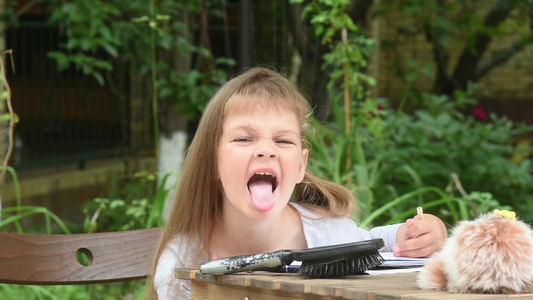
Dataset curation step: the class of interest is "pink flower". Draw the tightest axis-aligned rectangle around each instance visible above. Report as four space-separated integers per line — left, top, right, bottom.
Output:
370 104 385 118
472 105 487 120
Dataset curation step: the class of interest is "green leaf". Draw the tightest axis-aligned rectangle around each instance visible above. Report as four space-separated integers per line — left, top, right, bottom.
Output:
92 72 105 86
102 42 118 57
155 14 171 21
132 15 150 23
0 113 20 123
47 51 70 70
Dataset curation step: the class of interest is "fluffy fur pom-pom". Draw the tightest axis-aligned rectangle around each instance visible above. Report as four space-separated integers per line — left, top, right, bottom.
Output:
417 211 533 294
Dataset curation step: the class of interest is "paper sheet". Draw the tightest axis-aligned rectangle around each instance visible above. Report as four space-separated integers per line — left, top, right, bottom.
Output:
366 252 428 275
379 252 429 268
367 267 423 275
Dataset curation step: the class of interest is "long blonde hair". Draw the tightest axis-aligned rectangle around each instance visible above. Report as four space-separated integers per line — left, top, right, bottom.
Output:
147 67 357 299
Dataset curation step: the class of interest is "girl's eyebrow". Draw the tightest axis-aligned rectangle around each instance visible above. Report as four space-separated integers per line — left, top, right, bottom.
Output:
275 129 300 136
226 125 257 133
227 125 299 136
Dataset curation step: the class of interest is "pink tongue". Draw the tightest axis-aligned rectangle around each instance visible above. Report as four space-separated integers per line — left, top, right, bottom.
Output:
249 180 275 212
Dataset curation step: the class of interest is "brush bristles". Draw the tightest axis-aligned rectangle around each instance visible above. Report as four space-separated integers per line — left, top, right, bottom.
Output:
298 252 384 278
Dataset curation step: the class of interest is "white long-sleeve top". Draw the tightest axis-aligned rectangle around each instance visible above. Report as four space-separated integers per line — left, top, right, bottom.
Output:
154 202 402 299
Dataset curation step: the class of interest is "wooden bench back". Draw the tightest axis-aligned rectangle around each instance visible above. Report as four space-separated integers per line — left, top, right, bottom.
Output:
0 227 161 284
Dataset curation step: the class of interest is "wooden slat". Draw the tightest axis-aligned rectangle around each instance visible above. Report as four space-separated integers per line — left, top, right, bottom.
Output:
174 268 197 280
192 279 338 300
180 270 533 300
317 277 418 298
374 289 460 300
410 294 533 300
342 283 420 300
0 228 161 284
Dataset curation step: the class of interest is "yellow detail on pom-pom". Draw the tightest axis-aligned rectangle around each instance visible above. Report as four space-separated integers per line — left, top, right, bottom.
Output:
494 209 516 221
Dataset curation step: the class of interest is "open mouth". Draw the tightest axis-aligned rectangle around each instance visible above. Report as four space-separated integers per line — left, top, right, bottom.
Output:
247 172 278 193
247 172 278 212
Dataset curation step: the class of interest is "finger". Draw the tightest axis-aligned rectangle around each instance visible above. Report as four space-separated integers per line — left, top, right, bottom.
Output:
405 218 416 228
393 233 434 257
396 244 434 258
403 220 429 240
399 234 441 257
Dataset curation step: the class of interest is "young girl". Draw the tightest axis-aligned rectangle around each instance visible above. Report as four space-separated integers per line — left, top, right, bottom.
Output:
148 67 447 299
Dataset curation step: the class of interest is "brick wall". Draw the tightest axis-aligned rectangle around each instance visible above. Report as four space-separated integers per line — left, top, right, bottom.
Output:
369 5 533 103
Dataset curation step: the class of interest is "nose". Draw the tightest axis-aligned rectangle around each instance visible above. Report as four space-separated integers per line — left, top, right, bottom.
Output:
254 139 278 159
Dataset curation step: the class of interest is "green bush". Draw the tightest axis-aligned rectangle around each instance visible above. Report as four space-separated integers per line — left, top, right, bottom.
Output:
291 0 532 228
0 281 145 300
82 171 171 233
0 167 169 299
377 93 532 222
306 90 532 227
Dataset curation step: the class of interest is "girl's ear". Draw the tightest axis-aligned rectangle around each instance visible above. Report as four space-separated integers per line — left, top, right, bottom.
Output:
297 148 309 183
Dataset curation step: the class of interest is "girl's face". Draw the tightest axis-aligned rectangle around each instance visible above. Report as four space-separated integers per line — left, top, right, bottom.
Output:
217 96 309 220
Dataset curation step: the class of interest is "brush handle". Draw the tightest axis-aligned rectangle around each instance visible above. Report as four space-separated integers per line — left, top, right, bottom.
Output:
294 238 384 261
200 250 295 275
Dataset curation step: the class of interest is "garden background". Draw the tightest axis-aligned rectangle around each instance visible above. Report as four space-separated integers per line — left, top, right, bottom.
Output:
1 0 532 299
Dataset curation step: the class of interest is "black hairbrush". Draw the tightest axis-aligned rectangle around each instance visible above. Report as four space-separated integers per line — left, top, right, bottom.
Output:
200 238 384 278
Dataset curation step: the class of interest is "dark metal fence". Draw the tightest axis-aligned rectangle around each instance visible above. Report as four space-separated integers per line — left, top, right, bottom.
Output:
5 21 131 170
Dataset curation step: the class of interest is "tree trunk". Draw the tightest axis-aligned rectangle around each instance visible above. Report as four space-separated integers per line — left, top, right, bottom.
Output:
157 6 195 218
287 0 375 120
433 0 517 95
287 2 330 119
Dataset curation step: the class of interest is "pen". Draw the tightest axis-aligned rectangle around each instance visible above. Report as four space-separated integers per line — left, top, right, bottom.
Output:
417 206 424 220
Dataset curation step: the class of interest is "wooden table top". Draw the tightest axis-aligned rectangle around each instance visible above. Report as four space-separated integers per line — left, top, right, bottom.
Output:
175 269 533 300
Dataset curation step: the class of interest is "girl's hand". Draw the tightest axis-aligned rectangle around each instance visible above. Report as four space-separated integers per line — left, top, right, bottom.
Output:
393 213 447 257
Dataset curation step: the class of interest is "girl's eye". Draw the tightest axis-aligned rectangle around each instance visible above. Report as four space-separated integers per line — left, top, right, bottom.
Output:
234 137 252 143
277 139 295 145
